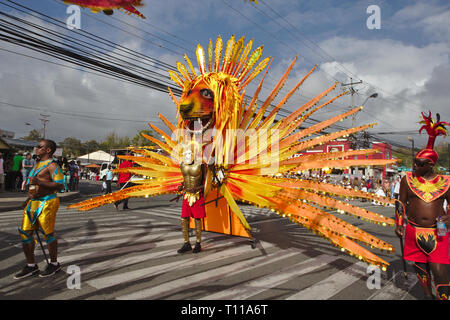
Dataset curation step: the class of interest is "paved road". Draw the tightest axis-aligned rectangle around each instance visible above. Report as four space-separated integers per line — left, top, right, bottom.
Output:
0 181 437 300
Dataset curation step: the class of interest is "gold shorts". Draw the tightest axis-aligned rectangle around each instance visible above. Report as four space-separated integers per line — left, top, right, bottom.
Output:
19 195 59 243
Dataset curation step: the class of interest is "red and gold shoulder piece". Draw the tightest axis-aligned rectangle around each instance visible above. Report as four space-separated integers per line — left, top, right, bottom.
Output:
406 172 450 203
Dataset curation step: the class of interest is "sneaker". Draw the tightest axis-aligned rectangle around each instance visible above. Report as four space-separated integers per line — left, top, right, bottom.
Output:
177 242 192 254
192 242 201 253
39 263 61 278
13 265 39 279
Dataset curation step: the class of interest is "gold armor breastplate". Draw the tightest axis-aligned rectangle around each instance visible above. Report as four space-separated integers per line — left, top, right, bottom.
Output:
180 162 203 192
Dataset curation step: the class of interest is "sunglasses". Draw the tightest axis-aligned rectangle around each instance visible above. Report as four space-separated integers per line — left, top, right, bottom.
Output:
36 145 46 149
414 159 430 167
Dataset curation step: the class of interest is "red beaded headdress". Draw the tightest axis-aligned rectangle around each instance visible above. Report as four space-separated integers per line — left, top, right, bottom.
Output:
416 112 450 164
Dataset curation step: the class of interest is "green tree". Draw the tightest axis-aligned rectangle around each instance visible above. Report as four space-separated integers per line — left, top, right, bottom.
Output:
131 129 156 147
99 131 132 151
83 140 100 154
60 137 85 157
22 129 42 141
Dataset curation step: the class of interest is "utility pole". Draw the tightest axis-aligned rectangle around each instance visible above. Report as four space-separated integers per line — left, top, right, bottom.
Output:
341 78 363 177
341 78 363 128
39 113 50 139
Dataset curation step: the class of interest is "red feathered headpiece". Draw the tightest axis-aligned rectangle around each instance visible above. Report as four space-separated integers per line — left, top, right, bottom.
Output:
416 112 449 164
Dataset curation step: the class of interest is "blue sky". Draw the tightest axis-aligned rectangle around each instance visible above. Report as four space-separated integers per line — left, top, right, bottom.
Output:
1 0 450 150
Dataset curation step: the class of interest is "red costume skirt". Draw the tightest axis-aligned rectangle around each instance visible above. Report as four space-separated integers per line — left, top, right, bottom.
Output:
181 194 206 219
403 221 449 264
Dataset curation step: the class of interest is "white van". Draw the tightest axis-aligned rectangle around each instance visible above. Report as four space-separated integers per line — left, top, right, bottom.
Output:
99 162 117 181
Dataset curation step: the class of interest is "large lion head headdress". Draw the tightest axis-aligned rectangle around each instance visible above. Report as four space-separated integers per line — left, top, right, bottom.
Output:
168 35 270 135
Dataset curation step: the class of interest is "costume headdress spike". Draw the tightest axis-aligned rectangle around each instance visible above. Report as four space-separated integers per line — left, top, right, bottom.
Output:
416 111 450 164
196 44 206 76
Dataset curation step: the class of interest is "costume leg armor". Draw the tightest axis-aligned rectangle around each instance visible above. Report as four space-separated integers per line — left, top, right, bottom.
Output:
414 263 432 290
436 284 450 300
177 218 192 253
181 218 190 243
18 228 34 244
193 218 202 253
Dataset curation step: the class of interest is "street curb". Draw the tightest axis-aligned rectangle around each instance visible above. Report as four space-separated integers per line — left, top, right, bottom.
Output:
0 192 81 213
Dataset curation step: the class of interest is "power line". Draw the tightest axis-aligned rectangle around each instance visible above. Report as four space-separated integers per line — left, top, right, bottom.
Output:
254 0 450 119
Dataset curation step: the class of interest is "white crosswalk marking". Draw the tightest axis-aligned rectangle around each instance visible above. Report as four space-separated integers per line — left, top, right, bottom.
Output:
116 248 298 300
85 237 262 290
286 262 367 300
368 272 418 300
200 254 340 300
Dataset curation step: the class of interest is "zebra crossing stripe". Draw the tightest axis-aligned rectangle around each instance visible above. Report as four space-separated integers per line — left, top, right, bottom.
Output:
61 230 182 252
200 254 340 300
285 261 367 300
134 209 179 220
367 272 418 300
116 247 299 300
0 215 144 227
64 235 248 275
58 231 232 267
87 239 275 291
59 223 174 243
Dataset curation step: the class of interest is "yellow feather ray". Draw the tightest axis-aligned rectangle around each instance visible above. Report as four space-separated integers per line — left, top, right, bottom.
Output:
176 62 192 82
214 36 223 73
259 63 316 129
158 112 176 133
184 54 197 79
233 38 253 78
280 106 363 149
282 91 349 139
168 70 184 89
221 35 235 73
208 39 213 73
279 82 338 130
221 183 251 230
283 123 376 160
237 46 263 83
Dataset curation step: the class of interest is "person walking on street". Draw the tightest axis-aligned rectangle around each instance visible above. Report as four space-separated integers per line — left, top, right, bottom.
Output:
114 153 133 210
14 139 64 279
0 152 4 192
21 153 35 192
105 164 113 194
12 152 23 191
61 157 70 192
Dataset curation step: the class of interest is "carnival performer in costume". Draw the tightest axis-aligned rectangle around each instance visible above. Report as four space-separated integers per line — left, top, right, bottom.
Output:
14 139 64 279
60 0 146 19
395 112 450 300
70 35 400 270
177 143 209 254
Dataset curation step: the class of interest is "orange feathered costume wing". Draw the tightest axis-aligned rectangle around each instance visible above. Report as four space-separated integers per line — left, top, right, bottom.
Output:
69 35 399 269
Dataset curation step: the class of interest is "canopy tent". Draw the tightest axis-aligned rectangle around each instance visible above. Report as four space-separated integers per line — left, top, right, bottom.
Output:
77 150 113 164
85 163 100 168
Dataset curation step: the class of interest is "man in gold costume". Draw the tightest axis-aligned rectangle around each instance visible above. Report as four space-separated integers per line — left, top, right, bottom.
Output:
177 144 207 254
14 139 64 279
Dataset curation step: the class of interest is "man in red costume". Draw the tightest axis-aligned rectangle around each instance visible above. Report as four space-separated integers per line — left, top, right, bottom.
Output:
395 112 450 300
114 152 133 210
